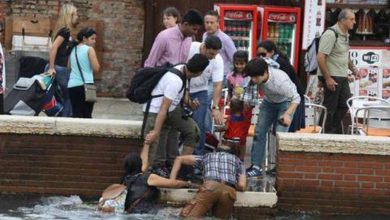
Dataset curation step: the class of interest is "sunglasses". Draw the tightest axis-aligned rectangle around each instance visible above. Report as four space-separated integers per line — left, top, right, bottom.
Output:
256 52 266 57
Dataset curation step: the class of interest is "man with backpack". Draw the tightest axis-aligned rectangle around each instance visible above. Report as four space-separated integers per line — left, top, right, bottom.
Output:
143 9 204 175
317 8 360 134
141 54 209 173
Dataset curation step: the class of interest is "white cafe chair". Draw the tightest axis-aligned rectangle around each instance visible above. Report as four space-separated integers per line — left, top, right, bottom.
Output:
346 96 390 135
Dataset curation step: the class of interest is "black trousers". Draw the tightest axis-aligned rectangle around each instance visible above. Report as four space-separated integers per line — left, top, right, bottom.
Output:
68 85 94 118
318 76 352 134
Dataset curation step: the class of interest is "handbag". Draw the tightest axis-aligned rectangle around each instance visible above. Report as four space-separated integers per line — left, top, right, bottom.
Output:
75 46 97 102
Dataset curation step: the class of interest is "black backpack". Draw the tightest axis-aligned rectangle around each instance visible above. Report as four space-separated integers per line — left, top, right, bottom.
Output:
126 65 185 104
126 65 186 139
304 28 338 75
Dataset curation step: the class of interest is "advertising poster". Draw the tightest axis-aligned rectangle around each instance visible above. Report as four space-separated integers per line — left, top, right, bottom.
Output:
349 47 390 99
302 0 326 49
359 67 380 97
383 68 390 101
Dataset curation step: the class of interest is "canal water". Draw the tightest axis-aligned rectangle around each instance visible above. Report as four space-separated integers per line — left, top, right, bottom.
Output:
1 194 389 220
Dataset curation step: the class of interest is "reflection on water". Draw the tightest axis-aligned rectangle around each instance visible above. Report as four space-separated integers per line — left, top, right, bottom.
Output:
1 194 390 220
0 195 186 220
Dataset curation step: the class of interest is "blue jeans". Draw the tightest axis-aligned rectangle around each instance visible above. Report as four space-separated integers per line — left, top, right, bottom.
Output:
45 65 72 117
204 81 214 133
190 90 208 155
251 100 291 167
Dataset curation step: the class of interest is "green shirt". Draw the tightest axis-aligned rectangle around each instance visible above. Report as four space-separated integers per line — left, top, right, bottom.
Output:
317 24 350 78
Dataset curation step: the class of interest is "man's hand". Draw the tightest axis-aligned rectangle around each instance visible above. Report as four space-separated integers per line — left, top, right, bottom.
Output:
212 109 224 125
144 130 159 145
188 98 200 111
325 77 338 91
279 113 292 127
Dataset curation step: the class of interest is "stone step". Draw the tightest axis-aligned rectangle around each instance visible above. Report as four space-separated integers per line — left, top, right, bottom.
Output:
159 188 278 208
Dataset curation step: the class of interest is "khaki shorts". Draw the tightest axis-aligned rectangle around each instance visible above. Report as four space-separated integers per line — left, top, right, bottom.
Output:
144 107 200 166
180 180 237 219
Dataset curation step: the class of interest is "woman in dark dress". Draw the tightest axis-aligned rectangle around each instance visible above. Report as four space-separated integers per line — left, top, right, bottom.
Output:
98 152 193 213
256 40 305 132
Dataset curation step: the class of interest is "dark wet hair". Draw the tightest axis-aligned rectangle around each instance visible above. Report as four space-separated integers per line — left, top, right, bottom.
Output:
257 40 288 60
182 9 203 26
163 6 181 23
123 153 142 176
204 35 222 50
244 58 268 77
205 10 219 20
233 50 248 75
219 139 240 157
187 53 209 74
230 98 244 114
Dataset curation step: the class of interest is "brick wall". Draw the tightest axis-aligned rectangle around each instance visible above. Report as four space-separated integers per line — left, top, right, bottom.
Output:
277 134 390 215
0 134 143 196
2 0 144 97
0 1 9 44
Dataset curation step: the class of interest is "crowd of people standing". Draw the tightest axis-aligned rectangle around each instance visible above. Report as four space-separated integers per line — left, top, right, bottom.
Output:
47 3 360 219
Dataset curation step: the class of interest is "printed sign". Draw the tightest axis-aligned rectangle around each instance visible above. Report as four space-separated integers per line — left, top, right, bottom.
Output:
225 11 253 20
350 49 382 67
302 0 326 50
268 13 296 23
0 43 5 95
349 47 390 100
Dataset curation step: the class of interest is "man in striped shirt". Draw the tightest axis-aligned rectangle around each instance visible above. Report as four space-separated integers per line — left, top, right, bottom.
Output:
244 58 300 177
169 140 246 219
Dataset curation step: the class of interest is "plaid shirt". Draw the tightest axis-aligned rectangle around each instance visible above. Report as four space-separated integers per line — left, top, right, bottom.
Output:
243 81 260 107
195 152 244 186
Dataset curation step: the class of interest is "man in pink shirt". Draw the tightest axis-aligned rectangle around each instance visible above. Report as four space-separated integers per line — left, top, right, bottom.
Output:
144 9 203 67
143 9 203 177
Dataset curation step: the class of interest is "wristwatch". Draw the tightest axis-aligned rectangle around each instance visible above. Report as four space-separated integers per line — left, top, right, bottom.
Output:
212 105 220 110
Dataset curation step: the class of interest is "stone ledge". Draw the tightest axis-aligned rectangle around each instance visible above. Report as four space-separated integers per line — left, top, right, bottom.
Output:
0 115 142 138
159 188 277 208
277 133 390 155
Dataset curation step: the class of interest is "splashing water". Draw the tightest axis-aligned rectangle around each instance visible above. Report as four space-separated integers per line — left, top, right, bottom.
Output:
0 195 189 220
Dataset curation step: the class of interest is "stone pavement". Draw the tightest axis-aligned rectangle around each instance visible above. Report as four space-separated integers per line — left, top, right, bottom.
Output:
92 97 143 121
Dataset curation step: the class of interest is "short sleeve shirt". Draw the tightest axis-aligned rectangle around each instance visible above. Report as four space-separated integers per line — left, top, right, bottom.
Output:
54 27 71 67
187 42 224 93
142 65 184 113
317 24 350 77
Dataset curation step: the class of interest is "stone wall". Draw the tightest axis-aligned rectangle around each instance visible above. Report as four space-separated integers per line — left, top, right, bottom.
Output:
277 133 390 214
0 115 143 196
1 0 144 97
0 1 9 44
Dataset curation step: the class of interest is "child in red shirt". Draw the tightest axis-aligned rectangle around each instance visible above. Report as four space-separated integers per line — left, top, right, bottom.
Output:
222 98 251 161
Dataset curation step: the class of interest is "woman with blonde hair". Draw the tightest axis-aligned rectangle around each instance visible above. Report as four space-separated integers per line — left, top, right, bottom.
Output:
46 3 79 117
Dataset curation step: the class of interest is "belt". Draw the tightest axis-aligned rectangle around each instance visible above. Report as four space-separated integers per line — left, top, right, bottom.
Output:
205 180 236 189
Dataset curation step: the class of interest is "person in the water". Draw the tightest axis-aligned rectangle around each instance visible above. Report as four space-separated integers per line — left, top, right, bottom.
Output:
170 140 247 219
98 151 195 213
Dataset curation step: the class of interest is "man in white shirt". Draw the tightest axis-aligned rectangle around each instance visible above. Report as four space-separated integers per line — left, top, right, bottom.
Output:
142 54 209 171
186 35 224 156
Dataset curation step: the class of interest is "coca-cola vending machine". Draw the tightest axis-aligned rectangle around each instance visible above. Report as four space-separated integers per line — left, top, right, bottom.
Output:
214 4 259 59
258 6 301 70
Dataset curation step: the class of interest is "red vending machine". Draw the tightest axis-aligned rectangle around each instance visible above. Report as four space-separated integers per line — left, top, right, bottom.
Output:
214 4 259 59
258 6 301 70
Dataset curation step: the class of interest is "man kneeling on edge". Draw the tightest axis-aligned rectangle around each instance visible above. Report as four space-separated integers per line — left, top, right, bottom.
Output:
141 53 210 173
169 139 246 219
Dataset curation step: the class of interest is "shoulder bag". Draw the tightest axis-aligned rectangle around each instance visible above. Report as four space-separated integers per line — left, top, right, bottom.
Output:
75 46 97 102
